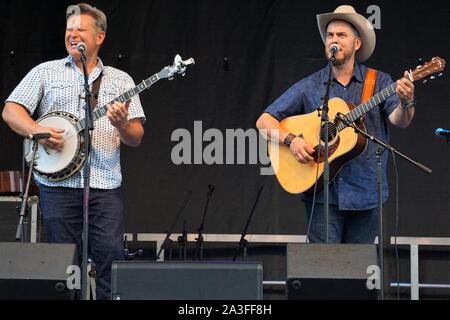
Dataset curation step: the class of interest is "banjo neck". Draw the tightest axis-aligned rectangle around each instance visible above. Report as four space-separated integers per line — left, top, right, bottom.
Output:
74 72 161 133
73 54 195 133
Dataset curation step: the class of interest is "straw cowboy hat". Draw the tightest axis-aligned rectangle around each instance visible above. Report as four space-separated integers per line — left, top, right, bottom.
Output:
317 5 376 62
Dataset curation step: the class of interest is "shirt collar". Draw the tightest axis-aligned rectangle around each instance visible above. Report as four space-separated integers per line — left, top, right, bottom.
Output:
64 55 105 73
321 62 365 84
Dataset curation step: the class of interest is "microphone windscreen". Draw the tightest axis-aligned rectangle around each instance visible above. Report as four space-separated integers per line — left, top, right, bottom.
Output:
77 42 86 53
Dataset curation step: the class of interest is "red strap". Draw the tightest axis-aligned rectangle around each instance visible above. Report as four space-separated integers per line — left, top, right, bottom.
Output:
361 68 377 103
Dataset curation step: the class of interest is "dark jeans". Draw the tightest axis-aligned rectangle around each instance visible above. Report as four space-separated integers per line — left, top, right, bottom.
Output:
304 201 379 244
38 184 125 300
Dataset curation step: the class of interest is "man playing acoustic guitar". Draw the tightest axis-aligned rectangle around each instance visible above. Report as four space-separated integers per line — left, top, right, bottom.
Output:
256 5 415 243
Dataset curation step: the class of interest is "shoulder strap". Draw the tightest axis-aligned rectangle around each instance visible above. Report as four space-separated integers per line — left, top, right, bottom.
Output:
360 68 377 104
90 72 103 109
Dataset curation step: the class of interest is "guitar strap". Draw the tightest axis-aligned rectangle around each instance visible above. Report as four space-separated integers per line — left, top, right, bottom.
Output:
360 68 377 103
90 72 103 109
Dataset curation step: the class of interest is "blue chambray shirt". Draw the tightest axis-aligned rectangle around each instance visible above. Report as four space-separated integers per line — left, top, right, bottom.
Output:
6 56 146 190
265 63 400 210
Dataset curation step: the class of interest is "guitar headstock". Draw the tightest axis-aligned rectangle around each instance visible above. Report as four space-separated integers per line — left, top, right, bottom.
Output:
411 56 446 83
158 54 195 80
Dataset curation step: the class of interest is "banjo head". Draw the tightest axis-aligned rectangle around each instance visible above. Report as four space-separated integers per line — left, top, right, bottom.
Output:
25 112 82 177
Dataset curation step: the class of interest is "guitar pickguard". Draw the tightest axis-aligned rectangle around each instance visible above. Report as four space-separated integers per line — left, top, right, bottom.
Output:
313 136 341 163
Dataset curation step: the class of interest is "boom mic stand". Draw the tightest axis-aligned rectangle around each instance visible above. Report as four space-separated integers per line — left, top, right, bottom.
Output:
195 185 215 261
80 49 95 301
233 186 263 261
156 190 192 261
336 113 432 300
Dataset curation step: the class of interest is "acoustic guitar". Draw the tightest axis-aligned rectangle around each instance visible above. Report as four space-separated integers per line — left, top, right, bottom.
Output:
268 57 445 194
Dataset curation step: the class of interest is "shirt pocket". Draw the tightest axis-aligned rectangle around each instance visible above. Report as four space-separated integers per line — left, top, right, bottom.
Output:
98 87 120 108
48 81 79 111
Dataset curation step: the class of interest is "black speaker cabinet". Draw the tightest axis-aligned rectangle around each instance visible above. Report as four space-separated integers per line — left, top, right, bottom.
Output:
0 242 77 300
111 261 263 300
287 244 379 300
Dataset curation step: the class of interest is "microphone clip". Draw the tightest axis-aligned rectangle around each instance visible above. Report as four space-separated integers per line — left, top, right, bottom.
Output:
28 133 51 141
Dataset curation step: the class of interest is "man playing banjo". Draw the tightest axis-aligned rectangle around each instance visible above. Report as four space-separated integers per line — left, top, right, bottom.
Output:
2 3 145 299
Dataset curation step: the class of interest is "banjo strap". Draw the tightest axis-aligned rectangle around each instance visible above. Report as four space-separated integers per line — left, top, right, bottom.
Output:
90 72 103 109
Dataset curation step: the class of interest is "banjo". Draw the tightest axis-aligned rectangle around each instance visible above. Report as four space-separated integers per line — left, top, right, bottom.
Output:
24 54 195 182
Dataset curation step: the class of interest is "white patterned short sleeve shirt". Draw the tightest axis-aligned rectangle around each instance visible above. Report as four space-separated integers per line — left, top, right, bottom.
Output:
6 56 146 189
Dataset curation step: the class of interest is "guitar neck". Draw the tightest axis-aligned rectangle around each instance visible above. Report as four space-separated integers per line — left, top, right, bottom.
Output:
75 72 161 133
336 82 397 132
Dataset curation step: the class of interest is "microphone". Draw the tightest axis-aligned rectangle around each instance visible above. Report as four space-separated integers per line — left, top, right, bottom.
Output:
28 133 51 141
208 184 215 192
435 128 450 137
77 42 86 54
330 44 340 56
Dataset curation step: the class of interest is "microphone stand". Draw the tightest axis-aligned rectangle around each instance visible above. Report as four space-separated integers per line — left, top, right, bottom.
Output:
18 138 26 238
156 190 192 261
178 220 188 261
319 53 336 243
336 114 432 300
233 186 263 261
195 185 215 261
80 50 94 301
15 140 39 242
375 147 385 300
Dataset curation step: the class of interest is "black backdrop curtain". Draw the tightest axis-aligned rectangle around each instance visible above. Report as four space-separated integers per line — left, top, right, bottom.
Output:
1 0 449 242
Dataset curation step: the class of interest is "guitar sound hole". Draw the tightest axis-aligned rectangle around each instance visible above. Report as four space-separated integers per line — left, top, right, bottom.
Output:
320 122 337 143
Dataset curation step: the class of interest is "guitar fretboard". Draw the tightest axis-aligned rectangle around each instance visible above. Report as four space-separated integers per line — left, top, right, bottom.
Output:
75 73 160 133
336 82 397 132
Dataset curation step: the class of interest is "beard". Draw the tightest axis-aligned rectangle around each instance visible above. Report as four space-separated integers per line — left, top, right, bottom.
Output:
326 49 355 67
331 56 345 66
